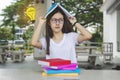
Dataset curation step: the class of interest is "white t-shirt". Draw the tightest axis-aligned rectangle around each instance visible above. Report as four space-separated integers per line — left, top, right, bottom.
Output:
40 32 79 63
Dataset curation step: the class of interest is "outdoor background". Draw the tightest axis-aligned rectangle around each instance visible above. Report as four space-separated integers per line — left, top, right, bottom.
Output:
0 0 103 55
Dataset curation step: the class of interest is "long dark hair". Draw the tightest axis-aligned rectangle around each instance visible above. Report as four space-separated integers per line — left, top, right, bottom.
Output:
45 7 74 55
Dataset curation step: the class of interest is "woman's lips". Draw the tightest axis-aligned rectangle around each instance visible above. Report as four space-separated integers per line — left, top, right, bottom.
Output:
55 27 60 28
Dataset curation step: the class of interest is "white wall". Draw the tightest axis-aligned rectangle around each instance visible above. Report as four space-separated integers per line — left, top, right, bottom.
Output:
103 10 118 57
117 10 120 52
103 11 111 42
103 10 120 57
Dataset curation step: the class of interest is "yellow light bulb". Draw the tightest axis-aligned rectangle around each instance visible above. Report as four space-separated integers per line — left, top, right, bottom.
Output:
26 7 36 21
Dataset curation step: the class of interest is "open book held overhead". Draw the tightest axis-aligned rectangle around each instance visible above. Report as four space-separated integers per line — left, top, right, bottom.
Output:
45 3 73 18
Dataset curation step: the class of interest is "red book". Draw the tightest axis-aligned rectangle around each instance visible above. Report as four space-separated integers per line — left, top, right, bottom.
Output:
38 58 71 66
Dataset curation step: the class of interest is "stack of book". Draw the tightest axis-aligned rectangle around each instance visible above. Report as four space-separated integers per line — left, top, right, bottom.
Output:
38 58 80 76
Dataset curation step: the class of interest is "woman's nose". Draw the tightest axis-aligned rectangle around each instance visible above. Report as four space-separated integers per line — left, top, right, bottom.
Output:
56 20 60 24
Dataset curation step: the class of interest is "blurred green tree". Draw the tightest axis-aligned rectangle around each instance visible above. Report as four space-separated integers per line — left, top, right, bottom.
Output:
0 0 103 42
0 27 13 40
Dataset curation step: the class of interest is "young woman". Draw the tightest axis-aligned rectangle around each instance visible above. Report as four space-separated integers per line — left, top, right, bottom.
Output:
31 6 92 63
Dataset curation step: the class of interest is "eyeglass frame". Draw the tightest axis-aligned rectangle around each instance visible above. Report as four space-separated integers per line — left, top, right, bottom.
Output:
50 18 64 24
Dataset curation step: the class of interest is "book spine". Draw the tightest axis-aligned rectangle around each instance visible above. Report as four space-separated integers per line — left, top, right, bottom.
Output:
58 63 78 69
45 68 80 74
44 66 77 70
50 61 71 66
42 72 79 76
44 63 78 69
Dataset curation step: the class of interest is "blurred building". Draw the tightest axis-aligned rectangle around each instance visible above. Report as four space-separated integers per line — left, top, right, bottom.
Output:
101 0 120 57
15 27 23 40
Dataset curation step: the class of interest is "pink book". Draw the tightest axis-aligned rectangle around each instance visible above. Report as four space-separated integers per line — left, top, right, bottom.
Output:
43 63 78 70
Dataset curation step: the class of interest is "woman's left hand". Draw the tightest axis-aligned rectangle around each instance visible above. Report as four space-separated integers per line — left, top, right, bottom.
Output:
68 17 77 25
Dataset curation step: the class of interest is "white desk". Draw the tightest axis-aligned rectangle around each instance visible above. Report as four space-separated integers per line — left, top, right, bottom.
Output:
0 69 120 80
0 54 117 80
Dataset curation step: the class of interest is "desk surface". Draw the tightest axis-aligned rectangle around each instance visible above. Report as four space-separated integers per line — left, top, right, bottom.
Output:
0 69 120 80
0 54 118 80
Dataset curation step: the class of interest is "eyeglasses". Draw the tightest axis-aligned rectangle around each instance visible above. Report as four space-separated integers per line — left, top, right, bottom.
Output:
51 18 64 24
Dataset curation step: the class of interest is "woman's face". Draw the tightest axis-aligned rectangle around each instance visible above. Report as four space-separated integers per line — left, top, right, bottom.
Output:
50 12 64 33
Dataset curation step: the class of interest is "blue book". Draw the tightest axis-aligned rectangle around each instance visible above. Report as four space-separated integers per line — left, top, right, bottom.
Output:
45 3 72 18
44 68 80 74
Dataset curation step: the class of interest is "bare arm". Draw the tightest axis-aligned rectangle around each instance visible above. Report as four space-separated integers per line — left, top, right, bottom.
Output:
75 23 92 42
30 18 46 48
69 17 92 42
